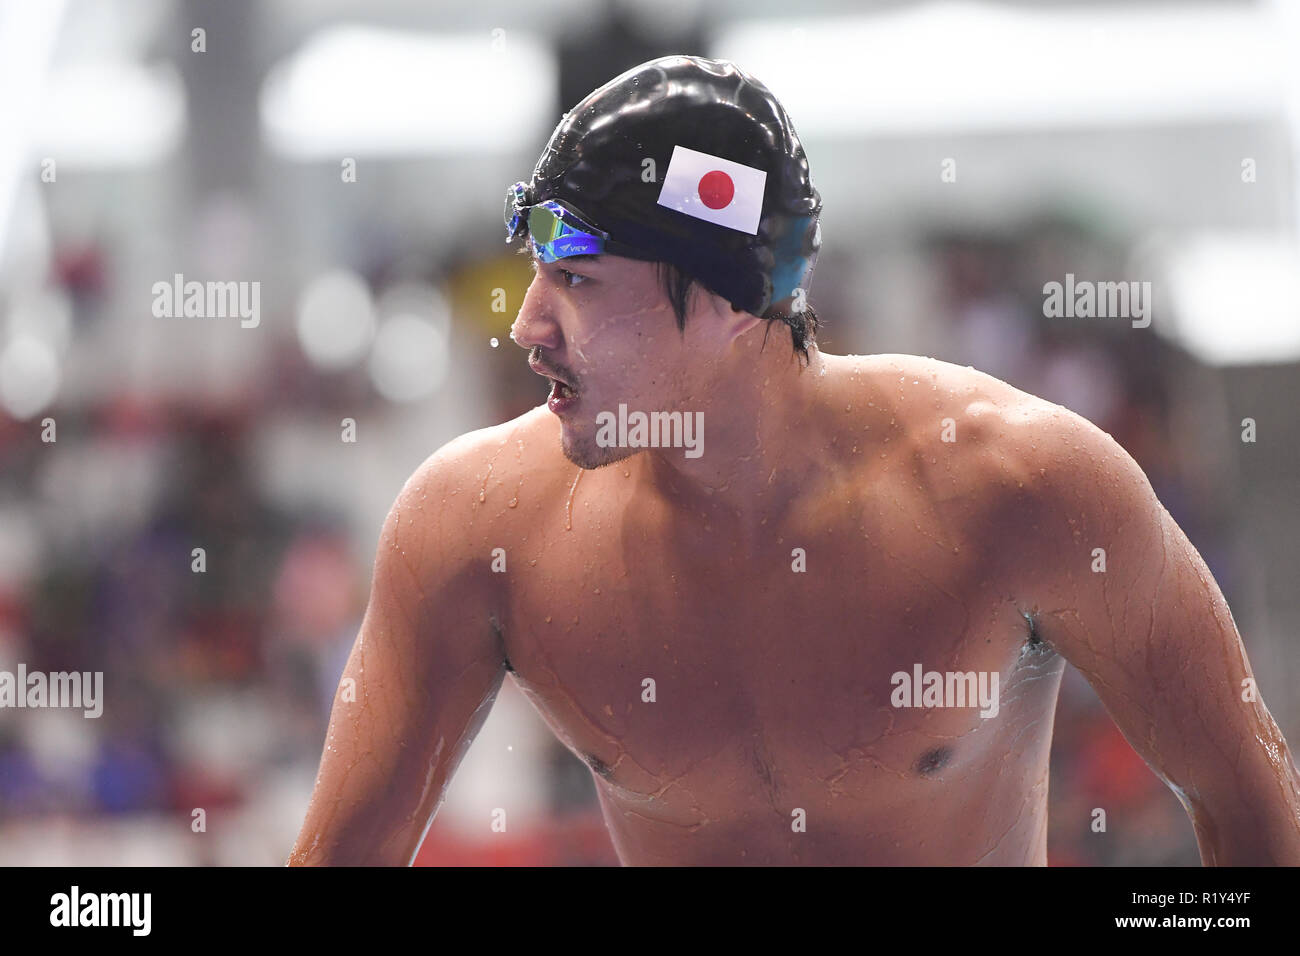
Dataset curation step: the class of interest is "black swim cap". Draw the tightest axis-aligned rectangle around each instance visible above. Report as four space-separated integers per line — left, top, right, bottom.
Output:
523 54 822 322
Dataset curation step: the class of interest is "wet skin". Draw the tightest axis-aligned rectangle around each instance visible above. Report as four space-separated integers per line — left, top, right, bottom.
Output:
288 256 1300 866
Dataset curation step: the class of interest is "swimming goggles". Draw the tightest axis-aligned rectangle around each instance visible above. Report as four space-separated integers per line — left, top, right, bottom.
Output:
504 181 655 263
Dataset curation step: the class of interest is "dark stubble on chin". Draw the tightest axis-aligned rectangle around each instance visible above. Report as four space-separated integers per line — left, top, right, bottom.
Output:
561 426 638 471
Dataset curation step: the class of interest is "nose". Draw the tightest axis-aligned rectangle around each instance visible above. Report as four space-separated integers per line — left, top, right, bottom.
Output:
509 274 564 353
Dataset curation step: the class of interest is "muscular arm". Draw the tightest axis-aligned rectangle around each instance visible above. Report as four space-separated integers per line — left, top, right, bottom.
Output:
287 440 505 865
1019 411 1300 865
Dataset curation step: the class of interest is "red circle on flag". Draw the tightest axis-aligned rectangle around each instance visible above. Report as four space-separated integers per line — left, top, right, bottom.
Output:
697 170 734 210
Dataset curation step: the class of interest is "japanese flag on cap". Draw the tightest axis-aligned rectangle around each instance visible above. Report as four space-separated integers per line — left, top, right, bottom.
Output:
656 145 767 235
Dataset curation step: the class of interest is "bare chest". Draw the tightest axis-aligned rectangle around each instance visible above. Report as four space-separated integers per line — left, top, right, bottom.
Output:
501 496 1058 825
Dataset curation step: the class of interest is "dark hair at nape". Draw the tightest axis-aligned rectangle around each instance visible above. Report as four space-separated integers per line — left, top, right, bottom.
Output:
653 261 820 366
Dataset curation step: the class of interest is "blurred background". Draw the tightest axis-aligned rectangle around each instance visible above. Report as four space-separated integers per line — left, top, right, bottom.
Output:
1 0 1298 865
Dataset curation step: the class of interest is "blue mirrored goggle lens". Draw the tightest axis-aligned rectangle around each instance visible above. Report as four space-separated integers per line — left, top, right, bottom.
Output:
503 183 637 262
521 202 606 262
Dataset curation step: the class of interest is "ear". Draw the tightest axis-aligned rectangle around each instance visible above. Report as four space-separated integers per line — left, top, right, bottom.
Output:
707 292 762 344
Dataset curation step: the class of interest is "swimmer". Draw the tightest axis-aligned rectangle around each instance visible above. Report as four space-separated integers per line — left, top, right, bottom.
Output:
287 55 1300 866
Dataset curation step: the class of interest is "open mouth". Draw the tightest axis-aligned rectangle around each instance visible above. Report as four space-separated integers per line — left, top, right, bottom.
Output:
544 374 580 414
529 357 579 411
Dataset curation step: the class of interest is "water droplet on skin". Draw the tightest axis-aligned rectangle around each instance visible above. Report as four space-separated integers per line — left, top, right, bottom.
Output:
564 469 584 530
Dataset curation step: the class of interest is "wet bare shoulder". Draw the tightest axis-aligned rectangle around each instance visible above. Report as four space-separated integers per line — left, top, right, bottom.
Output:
394 407 567 557
468 405 585 515
848 352 1048 479
859 351 1112 468
846 353 1123 550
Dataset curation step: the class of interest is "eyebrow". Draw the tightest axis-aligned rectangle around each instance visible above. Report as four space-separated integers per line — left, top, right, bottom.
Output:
529 250 603 265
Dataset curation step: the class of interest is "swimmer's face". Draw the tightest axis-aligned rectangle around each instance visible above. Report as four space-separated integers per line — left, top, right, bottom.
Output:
511 249 738 469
